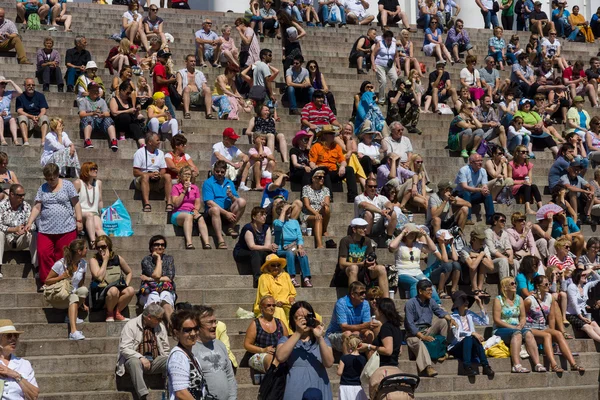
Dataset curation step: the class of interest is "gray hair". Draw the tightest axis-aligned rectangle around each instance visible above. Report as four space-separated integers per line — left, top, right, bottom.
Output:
145 131 159 143
389 121 403 131
485 56 495 63
142 303 165 318
221 24 231 34
149 36 162 45
74 35 86 46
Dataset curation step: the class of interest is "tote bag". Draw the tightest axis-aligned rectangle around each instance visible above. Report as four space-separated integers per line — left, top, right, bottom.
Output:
101 197 134 237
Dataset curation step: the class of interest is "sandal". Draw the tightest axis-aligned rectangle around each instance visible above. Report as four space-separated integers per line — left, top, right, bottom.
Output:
226 227 239 238
206 114 215 119
439 292 451 299
511 364 530 373
534 364 547 372
563 332 573 339
184 112 191 119
550 364 564 373
165 204 174 212
142 203 152 212
217 241 228 249
89 241 96 249
570 364 585 372
186 243 195 250
203 243 212 250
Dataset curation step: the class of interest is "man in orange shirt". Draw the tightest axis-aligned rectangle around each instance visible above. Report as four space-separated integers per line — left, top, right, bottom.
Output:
309 128 358 202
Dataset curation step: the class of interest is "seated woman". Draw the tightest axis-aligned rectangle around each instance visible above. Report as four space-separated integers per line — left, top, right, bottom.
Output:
289 130 313 187
273 201 312 288
354 84 387 138
513 98 560 157
139 235 176 322
73 162 105 248
357 128 382 179
136 76 152 110
459 228 495 297
233 207 278 285
407 154 429 211
507 212 541 266
447 103 484 160
307 60 336 115
544 265 571 330
111 67 136 103
170 166 210 250
253 254 296 332
388 223 441 303
147 92 178 137
488 27 506 71
566 268 600 342
484 147 514 202
301 169 331 249
506 116 533 155
524 274 584 372
213 65 249 120
40 117 80 178
244 294 289 374
217 24 240 68
120 0 149 52
247 105 288 162
0 152 18 200
567 5 595 43
105 38 137 76
89 235 135 322
424 229 461 299
493 276 545 373
165 134 199 183
451 86 476 115
109 81 145 146
44 238 89 341
398 29 422 78
449 291 495 377
508 145 542 215
422 17 453 64
515 255 540 300
249 133 276 191
142 5 167 48
0 78 21 146
485 213 518 279
36 37 64 92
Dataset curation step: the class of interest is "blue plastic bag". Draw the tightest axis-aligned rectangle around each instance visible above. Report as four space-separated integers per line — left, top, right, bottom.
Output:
101 198 134 237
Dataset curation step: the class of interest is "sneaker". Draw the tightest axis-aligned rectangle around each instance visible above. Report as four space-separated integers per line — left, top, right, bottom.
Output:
68 331 85 340
482 365 495 378
66 85 74 93
119 135 126 141
358 69 368 75
65 316 84 324
115 310 130 321
105 312 115 322
460 149 469 159
421 366 438 377
238 183 251 192
290 277 300 287
0 271 3 279
84 139 94 149
110 139 118 151
461 365 478 376
23 142 29 146
302 278 313 288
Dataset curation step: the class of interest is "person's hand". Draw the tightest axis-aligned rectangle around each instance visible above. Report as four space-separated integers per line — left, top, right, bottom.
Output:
0 363 19 379
81 303 89 312
449 318 458 329
369 320 381 330
582 317 592 325
308 123 318 131
264 346 276 355
473 332 485 342
69 146 75 157
233 162 242 169
338 166 346 177
312 324 325 338
525 221 533 231
421 335 435 342
298 246 306 257
411 186 418 196
389 153 400 161
76 220 83 233
276 301 283 308
270 243 278 253
314 213 323 221
481 185 490 196
226 211 237 223
304 165 312 173
151 251 160 260
516 322 524 330
140 357 151 371
184 181 191 191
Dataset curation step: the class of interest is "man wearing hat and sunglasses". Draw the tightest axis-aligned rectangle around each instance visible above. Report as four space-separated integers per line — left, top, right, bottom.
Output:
0 319 39 399
427 181 470 234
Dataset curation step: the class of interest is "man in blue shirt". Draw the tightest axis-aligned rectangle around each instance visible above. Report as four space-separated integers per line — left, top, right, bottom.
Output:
326 281 378 353
454 153 495 225
202 160 247 248
551 0 570 38
404 279 456 377
15 78 50 145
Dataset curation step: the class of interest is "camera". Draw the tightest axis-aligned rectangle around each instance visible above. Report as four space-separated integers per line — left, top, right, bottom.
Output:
387 59 394 69
305 313 319 328
366 252 377 263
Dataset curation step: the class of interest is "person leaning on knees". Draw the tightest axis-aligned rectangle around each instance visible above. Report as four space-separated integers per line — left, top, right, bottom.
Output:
404 279 457 377
132 132 172 213
16 78 50 146
0 319 39 400
0 8 33 65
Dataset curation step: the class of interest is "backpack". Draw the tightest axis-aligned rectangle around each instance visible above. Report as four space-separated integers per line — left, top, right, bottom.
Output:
27 13 41 30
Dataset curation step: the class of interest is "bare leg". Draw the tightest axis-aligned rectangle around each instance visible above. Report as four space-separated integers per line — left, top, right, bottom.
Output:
510 333 524 366
208 207 224 245
177 213 194 246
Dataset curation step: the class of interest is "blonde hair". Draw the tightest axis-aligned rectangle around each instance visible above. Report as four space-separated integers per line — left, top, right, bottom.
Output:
511 212 526 226
409 153 424 172
272 170 286 181
500 277 515 299
343 334 362 353
118 38 131 55
554 237 571 250
178 166 193 183
49 117 63 132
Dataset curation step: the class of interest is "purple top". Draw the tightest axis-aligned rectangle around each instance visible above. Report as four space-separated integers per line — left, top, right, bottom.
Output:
36 49 61 70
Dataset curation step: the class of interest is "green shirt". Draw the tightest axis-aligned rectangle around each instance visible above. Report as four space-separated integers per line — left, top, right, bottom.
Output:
501 0 515 17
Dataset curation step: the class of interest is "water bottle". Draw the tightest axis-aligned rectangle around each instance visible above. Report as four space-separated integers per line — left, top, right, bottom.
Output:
407 212 414 223
301 220 307 235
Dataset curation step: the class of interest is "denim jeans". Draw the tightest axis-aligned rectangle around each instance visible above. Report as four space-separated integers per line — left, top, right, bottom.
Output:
164 96 177 122
429 261 461 285
66 67 83 87
277 249 311 277
286 86 314 110
458 191 495 222
507 134 530 152
321 5 346 25
398 273 441 304
284 4 303 22
553 18 569 37
481 10 499 29
506 51 517 65
448 335 489 367
488 50 504 63
567 27 580 41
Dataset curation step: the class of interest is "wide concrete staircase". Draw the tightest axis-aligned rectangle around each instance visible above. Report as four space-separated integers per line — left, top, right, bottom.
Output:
0 1 599 399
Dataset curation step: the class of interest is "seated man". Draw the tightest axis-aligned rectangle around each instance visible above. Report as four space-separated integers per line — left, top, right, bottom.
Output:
16 0 49 26
285 54 314 115
559 159 594 223
132 132 171 213
0 184 37 278
354 178 397 241
348 27 377 74
386 79 421 135
454 153 495 225
459 226 497 294
331 218 390 296
427 181 469 233
377 0 412 31
78 82 117 150
211 128 250 192
376 153 414 191
195 18 221 68
0 8 32 65
301 90 341 134
529 1 555 37
15 78 49 145
404 279 456 377
444 19 473 63
319 0 347 27
202 160 247 248
309 127 358 203
115 303 170 400
479 56 508 98
64 35 91 93
176 54 213 120
474 95 508 153
423 60 455 114
343 0 374 25
325 281 377 353
382 122 412 166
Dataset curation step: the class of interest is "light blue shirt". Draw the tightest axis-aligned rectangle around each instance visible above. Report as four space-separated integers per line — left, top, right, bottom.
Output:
273 218 304 249
326 295 371 335
455 165 488 194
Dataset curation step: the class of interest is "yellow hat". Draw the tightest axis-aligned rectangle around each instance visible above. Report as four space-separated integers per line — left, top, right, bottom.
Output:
152 92 165 101
260 254 287 273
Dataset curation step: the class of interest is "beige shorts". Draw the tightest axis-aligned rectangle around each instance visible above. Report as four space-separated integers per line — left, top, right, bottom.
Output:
17 115 50 130
134 174 166 192
48 287 89 309
190 92 205 106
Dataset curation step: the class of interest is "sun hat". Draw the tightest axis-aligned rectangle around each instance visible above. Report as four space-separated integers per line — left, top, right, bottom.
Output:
260 254 287 273
436 229 453 241
0 319 23 334
451 290 475 310
292 130 312 147
350 218 369 227
84 61 98 70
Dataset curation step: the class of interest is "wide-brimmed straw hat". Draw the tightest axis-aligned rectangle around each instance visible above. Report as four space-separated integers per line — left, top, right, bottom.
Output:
0 319 23 334
260 254 287 273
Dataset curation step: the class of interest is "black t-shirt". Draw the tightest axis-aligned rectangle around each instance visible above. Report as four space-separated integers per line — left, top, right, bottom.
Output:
586 68 600 81
339 354 367 385
378 0 400 12
289 147 310 173
233 223 269 255
529 10 548 21
426 71 450 95
372 322 403 367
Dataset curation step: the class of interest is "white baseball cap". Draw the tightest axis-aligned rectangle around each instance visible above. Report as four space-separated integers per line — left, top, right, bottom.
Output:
350 218 368 227
436 229 453 241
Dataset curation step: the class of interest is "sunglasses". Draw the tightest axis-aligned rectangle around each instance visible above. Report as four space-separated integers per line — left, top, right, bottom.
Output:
415 161 423 164
96 245 108 251
355 291 367 296
409 250 414 262
519 151 528 154
181 325 201 334
508 281 516 286
12 193 25 198
263 303 276 308
367 185 377 188
498 219 506 223
152 242 166 248
314 175 324 180
542 282 550 287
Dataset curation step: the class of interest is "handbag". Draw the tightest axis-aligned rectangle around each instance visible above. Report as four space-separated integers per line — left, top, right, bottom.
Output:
97 264 124 288
43 279 73 303
360 351 380 391
484 340 510 358
257 362 288 400
422 335 447 360
493 1 500 13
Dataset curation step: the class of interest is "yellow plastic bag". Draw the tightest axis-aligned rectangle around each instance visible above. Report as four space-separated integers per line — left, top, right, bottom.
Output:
485 340 510 358
347 153 366 181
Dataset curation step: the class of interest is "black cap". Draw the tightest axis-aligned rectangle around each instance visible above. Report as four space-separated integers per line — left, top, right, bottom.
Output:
156 49 172 59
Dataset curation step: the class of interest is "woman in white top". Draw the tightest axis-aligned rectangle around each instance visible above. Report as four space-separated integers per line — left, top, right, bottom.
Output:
388 223 441 303
540 31 568 72
44 239 89 341
371 31 399 104
0 320 39 400
40 118 80 178
167 309 205 400
217 25 240 68
121 0 149 52
73 162 105 249
407 153 429 210
357 129 382 179
566 268 600 342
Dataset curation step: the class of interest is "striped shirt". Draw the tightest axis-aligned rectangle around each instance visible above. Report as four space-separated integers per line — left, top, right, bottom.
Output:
548 254 575 272
301 102 337 126
0 19 18 36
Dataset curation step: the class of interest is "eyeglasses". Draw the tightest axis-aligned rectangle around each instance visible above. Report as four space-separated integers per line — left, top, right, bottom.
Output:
367 185 377 188
96 245 108 250
366 85 374 89
516 219 526 223
519 151 528 154
11 193 25 198
152 242 166 248
205 22 213 25
181 325 201 334
149 8 158 11
564 245 571 249
270 264 281 268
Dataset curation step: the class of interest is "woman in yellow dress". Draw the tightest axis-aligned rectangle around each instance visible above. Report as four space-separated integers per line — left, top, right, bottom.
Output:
253 254 296 331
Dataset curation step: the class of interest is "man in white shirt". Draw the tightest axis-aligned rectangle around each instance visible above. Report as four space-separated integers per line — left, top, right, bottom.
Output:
194 19 221 67
212 128 250 191
354 178 397 240
343 0 374 25
176 54 213 120
382 122 413 165
132 132 171 212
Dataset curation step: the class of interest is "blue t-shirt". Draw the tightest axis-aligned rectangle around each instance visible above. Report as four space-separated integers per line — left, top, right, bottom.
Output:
15 91 49 116
552 216 580 238
423 244 452 277
260 185 289 208
516 272 538 297
424 28 442 46
579 111 587 131
0 90 14 120
326 296 371 335
455 165 488 194
202 176 238 210
551 8 570 23
548 156 570 189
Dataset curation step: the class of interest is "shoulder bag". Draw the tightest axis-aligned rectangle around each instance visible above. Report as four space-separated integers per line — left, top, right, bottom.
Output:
43 279 73 303
258 362 289 400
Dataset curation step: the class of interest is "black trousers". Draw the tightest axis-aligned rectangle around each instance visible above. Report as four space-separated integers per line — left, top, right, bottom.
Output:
359 156 378 177
234 249 270 282
290 168 312 187
515 184 542 204
113 113 144 141
39 66 64 85
323 167 358 202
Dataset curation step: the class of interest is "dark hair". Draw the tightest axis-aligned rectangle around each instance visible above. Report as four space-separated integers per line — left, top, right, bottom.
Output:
193 305 215 324
288 301 316 333
558 143 575 157
277 9 295 27
519 255 539 277
490 212 506 226
382 30 394 39
571 268 584 285
9 184 23 195
533 274 548 289
148 234 167 251
171 134 187 149
307 60 322 88
565 132 579 142
416 279 433 292
313 90 325 99
43 163 59 179
251 206 266 219
375 298 403 327
213 160 228 171
259 48 272 60
518 53 529 62
359 81 372 94
118 81 131 92
170 309 198 334
293 54 304 63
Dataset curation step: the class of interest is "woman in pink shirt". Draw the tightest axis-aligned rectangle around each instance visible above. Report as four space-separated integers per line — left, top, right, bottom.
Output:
506 212 540 262
508 145 542 215
170 166 210 250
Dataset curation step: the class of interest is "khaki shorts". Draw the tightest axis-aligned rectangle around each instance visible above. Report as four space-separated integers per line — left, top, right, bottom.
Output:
190 92 205 106
17 115 50 130
134 174 166 192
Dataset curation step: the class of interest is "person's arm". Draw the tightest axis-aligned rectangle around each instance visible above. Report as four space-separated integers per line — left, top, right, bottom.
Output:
243 229 271 251
371 42 380 72
336 359 345 376
44 266 69 286
475 0 487 12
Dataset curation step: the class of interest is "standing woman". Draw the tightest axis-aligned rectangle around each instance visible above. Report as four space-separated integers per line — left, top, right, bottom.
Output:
371 30 399 105
306 60 337 115
235 18 261 68
0 76 22 146
44 239 89 340
278 10 306 73
73 162 105 249
26 163 82 285
167 309 204 400
508 145 543 215
89 235 135 322
0 320 40 400
301 169 331 249
276 301 334 400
